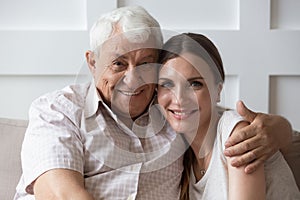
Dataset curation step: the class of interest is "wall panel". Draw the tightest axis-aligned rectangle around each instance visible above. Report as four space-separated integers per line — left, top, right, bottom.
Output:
0 74 90 119
271 0 300 29
269 75 300 130
118 0 239 30
0 0 87 30
0 0 299 130
219 75 239 110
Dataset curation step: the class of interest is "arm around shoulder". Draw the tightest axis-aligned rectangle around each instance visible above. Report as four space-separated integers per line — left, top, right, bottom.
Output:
270 114 293 149
224 101 293 173
34 169 94 200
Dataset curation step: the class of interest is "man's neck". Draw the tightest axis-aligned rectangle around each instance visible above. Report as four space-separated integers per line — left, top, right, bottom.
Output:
118 115 135 130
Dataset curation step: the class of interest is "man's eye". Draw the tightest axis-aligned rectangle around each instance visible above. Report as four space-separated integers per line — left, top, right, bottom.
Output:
113 61 124 66
111 61 127 72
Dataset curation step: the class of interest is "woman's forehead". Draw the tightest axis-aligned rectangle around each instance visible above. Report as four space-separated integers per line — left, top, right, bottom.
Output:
159 57 202 78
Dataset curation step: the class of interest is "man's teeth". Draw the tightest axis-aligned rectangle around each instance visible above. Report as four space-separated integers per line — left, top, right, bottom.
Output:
121 90 142 96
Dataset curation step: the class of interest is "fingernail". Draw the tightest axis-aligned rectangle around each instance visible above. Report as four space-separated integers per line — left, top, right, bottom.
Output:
224 149 231 156
245 167 253 174
231 160 238 167
225 141 231 148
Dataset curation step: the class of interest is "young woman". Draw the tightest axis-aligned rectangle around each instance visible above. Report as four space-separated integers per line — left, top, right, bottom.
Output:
157 33 300 200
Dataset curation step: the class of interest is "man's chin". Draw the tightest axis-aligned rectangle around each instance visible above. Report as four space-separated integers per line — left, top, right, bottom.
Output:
112 97 151 118
111 104 139 118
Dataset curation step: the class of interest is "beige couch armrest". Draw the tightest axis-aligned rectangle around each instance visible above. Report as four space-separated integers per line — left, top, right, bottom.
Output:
0 118 28 200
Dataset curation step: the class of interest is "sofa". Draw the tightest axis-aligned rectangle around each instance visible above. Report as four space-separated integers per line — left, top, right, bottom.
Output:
1 117 299 200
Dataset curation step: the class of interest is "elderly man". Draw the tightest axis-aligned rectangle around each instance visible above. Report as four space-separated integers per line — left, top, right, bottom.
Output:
14 6 292 200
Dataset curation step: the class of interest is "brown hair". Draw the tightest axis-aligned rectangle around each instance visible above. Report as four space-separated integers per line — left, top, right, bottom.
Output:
180 147 193 200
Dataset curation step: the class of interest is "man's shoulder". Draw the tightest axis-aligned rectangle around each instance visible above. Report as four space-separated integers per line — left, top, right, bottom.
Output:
33 82 90 104
29 82 92 118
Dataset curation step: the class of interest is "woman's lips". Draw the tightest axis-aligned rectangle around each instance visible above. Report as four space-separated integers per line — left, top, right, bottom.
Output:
168 109 197 120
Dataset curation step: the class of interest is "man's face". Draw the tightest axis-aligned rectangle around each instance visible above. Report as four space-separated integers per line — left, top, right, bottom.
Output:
87 33 159 119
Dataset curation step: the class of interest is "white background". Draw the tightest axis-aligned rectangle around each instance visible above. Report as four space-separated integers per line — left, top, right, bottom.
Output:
0 0 299 130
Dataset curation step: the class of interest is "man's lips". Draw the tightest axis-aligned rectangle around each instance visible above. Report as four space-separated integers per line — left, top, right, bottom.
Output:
118 89 143 96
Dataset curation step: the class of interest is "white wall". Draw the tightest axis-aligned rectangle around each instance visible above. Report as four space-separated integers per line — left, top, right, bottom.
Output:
0 0 299 130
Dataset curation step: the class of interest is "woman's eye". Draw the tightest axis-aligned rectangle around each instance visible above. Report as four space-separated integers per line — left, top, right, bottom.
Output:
190 81 203 88
159 81 174 88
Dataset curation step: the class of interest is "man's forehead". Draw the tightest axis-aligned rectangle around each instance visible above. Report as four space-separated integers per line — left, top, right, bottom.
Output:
100 32 160 54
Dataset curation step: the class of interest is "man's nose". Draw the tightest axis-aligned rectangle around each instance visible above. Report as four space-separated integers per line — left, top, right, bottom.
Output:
123 66 143 89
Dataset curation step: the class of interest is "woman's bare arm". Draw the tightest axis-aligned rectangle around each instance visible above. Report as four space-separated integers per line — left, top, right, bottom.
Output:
227 121 266 200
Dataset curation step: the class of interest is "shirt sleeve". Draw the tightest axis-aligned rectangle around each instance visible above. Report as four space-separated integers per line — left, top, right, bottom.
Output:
21 91 84 194
218 110 245 152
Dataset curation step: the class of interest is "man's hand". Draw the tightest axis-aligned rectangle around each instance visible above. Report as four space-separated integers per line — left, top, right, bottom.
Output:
224 101 292 174
34 169 95 200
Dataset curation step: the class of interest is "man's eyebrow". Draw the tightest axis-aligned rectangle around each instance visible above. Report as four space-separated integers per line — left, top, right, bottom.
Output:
141 55 156 61
111 53 127 60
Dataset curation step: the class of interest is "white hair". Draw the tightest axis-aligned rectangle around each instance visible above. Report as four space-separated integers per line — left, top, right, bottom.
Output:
89 6 163 54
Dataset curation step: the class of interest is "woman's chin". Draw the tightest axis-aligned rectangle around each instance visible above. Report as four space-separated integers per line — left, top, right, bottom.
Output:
170 122 197 138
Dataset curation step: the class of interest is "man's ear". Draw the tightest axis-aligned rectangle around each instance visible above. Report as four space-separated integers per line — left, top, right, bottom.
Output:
216 83 223 102
86 50 96 74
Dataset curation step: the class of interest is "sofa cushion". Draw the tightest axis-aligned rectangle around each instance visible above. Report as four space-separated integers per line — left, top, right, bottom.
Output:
0 118 28 200
282 130 300 190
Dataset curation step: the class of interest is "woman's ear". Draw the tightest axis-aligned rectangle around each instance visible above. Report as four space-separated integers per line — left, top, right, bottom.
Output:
216 83 223 102
86 50 96 74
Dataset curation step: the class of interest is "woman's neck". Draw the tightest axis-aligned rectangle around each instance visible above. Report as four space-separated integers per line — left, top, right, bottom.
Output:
190 110 220 181
190 110 219 156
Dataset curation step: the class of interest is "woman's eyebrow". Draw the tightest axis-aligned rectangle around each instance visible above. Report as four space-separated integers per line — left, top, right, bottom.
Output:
187 76 204 81
158 77 171 81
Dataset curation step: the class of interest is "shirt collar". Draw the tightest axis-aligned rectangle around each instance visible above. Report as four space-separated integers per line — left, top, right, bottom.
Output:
84 81 101 118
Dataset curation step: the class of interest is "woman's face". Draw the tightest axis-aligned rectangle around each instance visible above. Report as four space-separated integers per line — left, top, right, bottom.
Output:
157 53 221 135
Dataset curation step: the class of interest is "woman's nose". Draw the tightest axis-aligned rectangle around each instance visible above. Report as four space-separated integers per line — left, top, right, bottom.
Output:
174 86 194 105
174 86 185 103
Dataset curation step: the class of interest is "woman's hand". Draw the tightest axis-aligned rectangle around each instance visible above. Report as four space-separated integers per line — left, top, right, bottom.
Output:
224 101 292 174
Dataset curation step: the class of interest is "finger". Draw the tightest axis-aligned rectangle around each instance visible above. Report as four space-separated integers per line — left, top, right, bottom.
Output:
230 146 265 167
225 125 256 148
244 157 267 174
230 152 256 168
224 135 260 157
236 100 257 122
226 121 278 161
